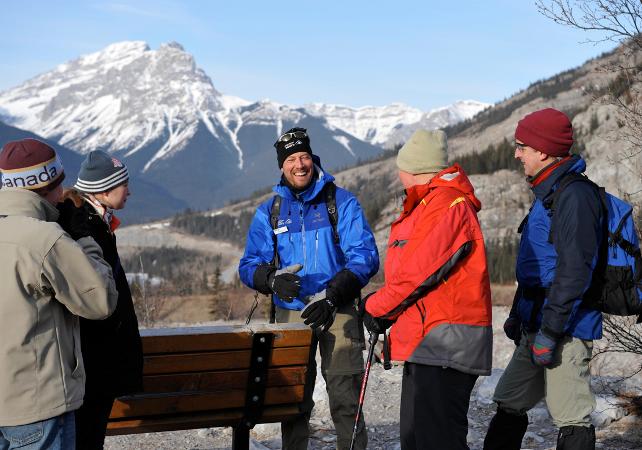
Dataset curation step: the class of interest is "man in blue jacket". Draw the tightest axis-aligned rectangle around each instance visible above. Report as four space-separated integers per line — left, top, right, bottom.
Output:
483 109 602 450
239 127 379 450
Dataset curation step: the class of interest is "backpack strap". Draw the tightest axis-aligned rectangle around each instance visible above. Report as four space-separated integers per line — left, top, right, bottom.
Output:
545 172 598 244
517 215 529 234
609 207 638 256
324 182 340 245
269 195 282 268
545 173 614 309
268 195 282 323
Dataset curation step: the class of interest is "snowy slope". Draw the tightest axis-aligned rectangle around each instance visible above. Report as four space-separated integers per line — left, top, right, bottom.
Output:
383 99 490 147
0 41 488 220
305 100 489 147
0 42 229 168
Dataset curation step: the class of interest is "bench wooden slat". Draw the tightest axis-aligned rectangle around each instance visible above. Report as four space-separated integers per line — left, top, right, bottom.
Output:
143 346 310 375
107 323 314 447
142 324 312 354
142 366 307 393
110 385 304 419
106 405 301 435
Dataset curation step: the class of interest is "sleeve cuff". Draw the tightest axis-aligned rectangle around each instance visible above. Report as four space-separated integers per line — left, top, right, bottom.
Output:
327 269 362 306
253 264 275 295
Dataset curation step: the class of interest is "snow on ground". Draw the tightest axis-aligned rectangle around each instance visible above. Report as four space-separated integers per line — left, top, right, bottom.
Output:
105 307 642 449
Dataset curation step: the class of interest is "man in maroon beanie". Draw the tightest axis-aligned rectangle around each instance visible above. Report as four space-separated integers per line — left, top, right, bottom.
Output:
483 108 602 450
0 139 117 449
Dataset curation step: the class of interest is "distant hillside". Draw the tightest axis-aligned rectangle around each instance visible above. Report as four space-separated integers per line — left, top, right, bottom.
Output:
117 42 642 285
0 120 189 223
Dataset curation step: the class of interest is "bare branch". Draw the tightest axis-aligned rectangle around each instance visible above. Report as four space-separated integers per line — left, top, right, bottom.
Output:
536 0 642 49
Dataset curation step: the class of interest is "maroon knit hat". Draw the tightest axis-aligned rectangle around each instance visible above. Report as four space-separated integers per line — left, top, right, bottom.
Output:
515 108 573 157
0 139 65 191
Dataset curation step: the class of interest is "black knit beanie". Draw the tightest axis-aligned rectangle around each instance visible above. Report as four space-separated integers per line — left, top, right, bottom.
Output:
274 127 313 168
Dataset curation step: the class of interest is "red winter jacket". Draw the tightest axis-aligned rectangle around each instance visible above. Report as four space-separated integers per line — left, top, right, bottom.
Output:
366 164 492 375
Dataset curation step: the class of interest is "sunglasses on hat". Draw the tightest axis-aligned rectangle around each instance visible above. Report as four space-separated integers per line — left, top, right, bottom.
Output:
278 130 307 143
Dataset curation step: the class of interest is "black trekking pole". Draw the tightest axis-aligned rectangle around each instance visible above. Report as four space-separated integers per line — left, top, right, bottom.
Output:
349 331 379 450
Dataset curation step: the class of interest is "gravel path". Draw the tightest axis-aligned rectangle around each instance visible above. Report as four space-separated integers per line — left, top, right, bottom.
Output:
105 307 642 449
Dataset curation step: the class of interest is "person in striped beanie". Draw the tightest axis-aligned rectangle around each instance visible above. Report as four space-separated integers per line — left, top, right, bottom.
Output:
57 150 143 450
75 150 130 210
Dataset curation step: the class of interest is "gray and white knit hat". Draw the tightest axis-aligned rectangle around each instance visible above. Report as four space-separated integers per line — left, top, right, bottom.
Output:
74 151 129 193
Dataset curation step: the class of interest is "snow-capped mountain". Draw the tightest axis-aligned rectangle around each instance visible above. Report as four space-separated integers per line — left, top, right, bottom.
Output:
305 100 489 148
0 41 489 221
304 102 424 146
0 41 231 165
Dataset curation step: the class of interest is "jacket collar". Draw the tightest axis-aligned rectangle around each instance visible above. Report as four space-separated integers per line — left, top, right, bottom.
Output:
82 194 121 232
531 154 585 200
273 155 335 203
0 188 60 222
402 163 482 214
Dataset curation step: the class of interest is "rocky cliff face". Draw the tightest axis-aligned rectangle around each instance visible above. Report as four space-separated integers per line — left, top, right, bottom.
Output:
186 43 641 248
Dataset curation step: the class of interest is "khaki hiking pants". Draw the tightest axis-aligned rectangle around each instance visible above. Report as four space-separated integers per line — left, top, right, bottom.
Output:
275 301 367 450
493 331 595 428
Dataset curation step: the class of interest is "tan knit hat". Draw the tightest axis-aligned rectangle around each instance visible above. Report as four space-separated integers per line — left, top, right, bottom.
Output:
396 129 448 174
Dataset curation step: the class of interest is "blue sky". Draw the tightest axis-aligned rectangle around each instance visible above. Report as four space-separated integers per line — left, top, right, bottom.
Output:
0 1 615 111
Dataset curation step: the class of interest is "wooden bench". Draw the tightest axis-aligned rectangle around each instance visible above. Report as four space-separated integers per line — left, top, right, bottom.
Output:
106 323 314 450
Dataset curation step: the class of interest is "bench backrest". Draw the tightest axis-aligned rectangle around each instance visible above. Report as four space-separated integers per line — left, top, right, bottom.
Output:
107 322 313 435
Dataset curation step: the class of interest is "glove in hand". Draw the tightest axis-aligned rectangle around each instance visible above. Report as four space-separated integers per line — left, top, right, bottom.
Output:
300 290 336 331
57 202 92 240
358 292 393 334
268 264 302 302
503 316 521 345
531 331 557 367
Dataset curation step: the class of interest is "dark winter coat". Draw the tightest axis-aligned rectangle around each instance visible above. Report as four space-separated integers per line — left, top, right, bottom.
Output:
58 198 143 397
515 155 603 340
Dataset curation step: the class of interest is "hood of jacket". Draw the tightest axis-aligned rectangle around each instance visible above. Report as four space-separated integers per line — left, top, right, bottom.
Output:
273 155 335 203
402 163 482 214
0 188 59 222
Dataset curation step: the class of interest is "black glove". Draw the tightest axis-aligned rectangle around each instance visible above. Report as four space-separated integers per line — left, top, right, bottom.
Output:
57 200 92 240
503 316 521 346
268 264 302 301
300 290 337 331
359 292 393 334
253 264 302 300
326 269 362 307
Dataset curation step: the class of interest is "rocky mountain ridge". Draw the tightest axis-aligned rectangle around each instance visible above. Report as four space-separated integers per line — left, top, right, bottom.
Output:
121 43 641 253
0 41 486 221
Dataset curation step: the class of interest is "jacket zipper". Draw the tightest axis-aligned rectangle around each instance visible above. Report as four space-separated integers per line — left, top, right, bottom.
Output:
299 200 306 269
314 230 319 270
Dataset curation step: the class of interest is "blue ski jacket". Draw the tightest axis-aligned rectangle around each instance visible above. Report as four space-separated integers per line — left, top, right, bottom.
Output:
515 154 603 340
239 159 379 311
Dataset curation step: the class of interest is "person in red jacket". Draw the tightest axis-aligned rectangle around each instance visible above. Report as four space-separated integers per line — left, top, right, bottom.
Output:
360 129 493 450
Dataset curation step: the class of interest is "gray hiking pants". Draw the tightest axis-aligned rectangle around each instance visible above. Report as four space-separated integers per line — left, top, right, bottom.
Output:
493 331 595 428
